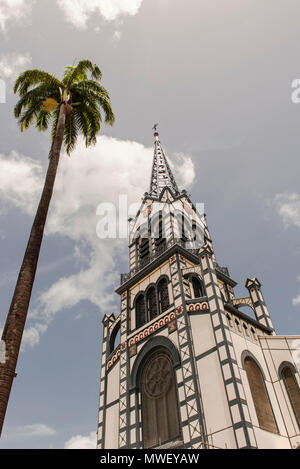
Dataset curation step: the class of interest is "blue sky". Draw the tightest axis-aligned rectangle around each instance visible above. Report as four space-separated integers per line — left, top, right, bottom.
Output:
0 0 300 448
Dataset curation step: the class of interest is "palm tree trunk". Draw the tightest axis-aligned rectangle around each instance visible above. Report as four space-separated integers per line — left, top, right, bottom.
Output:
0 103 67 436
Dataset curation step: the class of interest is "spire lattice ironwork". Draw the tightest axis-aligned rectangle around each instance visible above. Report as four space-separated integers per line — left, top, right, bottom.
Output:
149 125 180 198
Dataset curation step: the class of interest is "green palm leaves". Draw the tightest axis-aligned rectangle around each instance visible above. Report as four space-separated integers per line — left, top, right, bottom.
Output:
14 60 115 154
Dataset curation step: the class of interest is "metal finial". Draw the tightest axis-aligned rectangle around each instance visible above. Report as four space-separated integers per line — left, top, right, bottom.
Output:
153 123 158 134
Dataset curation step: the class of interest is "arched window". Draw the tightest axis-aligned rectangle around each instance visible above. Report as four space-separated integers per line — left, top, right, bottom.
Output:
138 236 150 267
154 212 166 254
109 321 120 354
157 278 169 314
136 294 146 329
191 276 203 298
147 286 157 321
244 356 277 433
141 351 181 448
281 365 300 427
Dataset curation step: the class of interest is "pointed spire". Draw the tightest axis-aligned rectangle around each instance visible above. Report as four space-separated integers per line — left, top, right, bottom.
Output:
149 124 180 198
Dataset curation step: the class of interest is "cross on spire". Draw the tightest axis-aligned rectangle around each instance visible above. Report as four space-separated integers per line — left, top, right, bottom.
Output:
149 125 180 198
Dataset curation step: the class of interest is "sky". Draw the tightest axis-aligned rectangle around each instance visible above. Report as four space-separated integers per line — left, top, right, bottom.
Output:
0 0 300 449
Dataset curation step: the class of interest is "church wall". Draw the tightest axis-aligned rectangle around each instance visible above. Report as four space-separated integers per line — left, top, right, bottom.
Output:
285 337 300 373
207 427 237 449
232 334 296 446
106 362 120 405
260 336 300 439
291 434 300 449
196 351 233 437
253 427 290 449
189 314 216 356
240 366 292 447
104 403 119 448
273 380 299 436
222 322 300 446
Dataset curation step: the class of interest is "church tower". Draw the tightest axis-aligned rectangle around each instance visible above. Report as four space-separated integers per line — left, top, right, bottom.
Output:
97 127 300 449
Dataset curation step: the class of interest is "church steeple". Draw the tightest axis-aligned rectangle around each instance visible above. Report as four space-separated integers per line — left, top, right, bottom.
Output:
97 127 296 451
149 124 180 198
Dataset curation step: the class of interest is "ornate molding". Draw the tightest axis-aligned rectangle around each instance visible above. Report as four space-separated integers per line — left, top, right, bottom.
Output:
232 297 254 310
129 311 176 347
106 309 179 371
107 342 126 371
186 302 209 312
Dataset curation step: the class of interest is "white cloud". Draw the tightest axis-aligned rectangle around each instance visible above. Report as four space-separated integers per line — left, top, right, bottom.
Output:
0 152 42 215
274 193 300 228
0 52 32 80
0 151 42 215
56 0 144 29
274 194 300 308
0 1 143 35
0 0 33 32
21 324 48 350
1 136 195 347
171 153 195 189
64 431 96 449
2 423 56 440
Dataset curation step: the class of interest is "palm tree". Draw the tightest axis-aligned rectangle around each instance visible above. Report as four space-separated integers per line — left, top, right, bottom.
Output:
0 60 115 435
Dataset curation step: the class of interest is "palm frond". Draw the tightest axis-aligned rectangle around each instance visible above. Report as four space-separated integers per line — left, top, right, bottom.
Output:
14 69 63 96
36 109 52 131
64 108 78 155
14 60 115 154
18 100 43 131
71 85 115 125
74 101 101 146
71 80 109 99
64 60 102 88
14 84 60 118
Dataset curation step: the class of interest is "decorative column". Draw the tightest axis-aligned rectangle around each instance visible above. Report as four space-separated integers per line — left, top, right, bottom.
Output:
245 278 274 332
169 252 207 448
97 314 111 449
199 247 257 449
118 291 129 448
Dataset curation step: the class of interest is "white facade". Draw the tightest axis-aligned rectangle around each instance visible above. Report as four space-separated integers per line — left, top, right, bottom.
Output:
97 131 300 449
